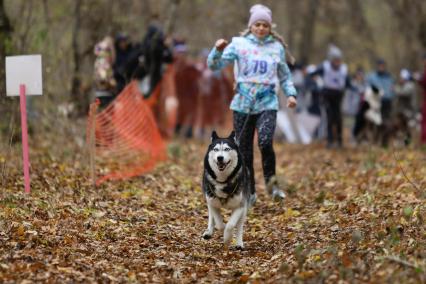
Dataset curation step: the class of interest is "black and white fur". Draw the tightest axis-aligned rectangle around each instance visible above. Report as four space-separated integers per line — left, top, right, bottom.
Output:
202 130 250 249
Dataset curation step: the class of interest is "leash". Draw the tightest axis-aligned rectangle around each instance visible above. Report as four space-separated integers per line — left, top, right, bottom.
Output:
235 83 274 143
235 84 257 143
236 110 253 143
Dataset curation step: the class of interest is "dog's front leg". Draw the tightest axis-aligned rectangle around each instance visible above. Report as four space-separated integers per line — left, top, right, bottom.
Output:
211 207 225 231
202 203 215 239
235 207 247 249
224 207 245 246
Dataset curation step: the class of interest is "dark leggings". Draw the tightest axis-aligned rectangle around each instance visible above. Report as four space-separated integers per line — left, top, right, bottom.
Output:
323 88 344 145
353 101 370 138
233 110 277 194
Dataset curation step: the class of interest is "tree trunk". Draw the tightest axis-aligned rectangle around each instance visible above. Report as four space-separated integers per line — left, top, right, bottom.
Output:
347 0 375 61
420 19 426 49
298 0 319 64
385 0 424 69
164 0 180 35
71 0 83 115
42 0 52 29
0 0 12 96
16 0 34 53
285 0 301 53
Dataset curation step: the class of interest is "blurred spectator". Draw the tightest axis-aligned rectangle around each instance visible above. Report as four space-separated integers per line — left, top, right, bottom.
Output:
173 41 201 138
353 84 383 141
132 22 173 98
312 45 351 148
93 36 116 108
395 69 416 115
366 59 395 146
393 68 416 145
196 49 233 138
418 54 426 144
305 64 324 139
113 33 133 94
343 67 365 117
291 64 306 111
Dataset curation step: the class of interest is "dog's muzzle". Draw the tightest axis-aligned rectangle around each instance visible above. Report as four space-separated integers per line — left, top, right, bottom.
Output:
216 156 230 171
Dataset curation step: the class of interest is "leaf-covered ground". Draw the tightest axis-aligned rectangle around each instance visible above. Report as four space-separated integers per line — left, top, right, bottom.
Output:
1 140 425 283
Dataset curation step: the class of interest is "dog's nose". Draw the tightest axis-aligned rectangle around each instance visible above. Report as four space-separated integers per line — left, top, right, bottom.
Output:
217 156 224 162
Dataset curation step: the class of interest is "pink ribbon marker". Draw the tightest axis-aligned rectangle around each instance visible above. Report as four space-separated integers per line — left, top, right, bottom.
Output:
19 84 31 193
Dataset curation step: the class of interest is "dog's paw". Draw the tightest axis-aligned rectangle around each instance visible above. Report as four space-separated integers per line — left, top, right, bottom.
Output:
225 244 244 251
202 231 212 239
234 245 244 251
223 237 232 247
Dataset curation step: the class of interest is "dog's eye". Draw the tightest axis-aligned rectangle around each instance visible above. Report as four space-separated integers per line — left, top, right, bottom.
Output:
213 148 219 152
224 148 230 152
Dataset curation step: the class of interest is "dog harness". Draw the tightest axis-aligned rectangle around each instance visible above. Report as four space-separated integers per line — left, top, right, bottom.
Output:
205 177 241 205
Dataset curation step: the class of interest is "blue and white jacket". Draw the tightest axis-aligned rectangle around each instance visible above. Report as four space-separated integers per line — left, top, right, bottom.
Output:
366 71 395 100
207 34 297 114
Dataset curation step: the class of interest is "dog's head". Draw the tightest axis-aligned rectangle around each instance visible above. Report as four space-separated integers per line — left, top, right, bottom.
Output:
206 131 240 175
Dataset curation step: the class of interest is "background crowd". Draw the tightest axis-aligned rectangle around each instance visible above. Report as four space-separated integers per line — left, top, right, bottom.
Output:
93 21 426 149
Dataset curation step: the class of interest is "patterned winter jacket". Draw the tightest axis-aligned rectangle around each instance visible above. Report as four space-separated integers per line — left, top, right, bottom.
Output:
94 37 116 91
207 34 297 114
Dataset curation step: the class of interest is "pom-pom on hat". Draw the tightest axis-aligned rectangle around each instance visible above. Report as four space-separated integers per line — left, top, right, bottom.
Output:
248 4 272 27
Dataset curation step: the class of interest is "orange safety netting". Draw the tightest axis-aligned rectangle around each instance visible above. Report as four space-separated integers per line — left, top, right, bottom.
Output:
87 66 177 185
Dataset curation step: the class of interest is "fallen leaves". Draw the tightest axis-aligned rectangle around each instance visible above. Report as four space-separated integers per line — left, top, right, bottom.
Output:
0 142 425 283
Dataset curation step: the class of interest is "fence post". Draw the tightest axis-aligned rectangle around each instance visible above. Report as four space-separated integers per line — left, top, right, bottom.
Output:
89 101 98 187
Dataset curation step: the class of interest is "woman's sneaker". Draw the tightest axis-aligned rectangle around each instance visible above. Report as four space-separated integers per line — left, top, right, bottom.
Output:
266 176 286 202
248 192 257 207
271 186 286 202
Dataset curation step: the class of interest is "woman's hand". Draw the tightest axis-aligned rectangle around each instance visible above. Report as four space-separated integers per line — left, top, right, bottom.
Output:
215 39 228 52
287 96 297 108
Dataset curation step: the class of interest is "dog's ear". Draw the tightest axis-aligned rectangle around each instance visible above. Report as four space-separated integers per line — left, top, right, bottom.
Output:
211 130 219 141
229 130 238 145
371 84 379 94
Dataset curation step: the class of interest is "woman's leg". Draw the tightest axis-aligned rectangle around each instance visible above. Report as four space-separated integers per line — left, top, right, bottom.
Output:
255 110 277 188
233 111 257 194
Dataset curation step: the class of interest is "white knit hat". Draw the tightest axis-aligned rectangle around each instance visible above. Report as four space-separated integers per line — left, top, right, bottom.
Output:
248 4 272 27
400 69 410 81
327 44 343 60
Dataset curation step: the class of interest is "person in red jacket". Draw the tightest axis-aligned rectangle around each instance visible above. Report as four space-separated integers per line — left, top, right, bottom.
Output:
419 54 426 144
173 41 201 138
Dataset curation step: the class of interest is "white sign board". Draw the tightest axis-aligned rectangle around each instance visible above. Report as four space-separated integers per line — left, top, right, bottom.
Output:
6 55 43 96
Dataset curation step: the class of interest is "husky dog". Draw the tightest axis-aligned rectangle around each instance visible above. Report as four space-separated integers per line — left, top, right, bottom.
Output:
202 130 251 249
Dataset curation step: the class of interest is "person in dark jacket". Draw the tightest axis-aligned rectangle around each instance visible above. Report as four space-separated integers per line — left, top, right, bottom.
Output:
113 33 133 94
132 23 173 98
